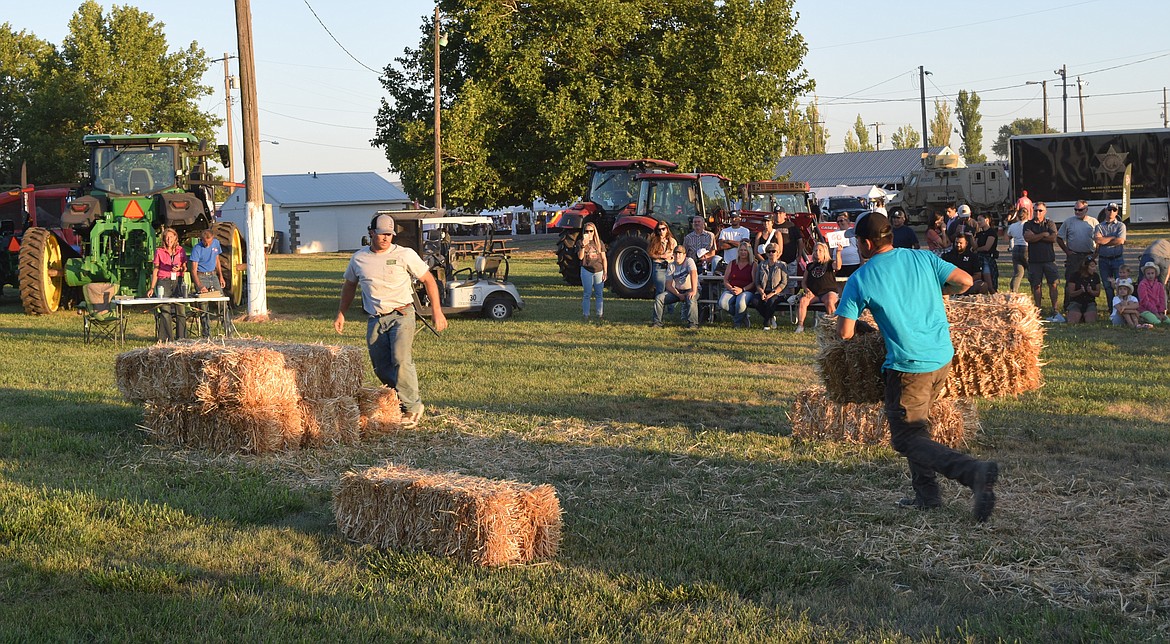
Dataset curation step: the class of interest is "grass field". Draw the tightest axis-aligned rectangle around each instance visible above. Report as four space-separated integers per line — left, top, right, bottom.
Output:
1 233 1168 641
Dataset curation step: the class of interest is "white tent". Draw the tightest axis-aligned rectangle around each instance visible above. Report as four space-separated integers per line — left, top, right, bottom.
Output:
812 184 889 200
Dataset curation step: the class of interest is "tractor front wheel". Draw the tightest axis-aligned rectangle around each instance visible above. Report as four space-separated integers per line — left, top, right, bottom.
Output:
215 222 246 307
607 230 654 298
556 230 582 285
18 228 64 315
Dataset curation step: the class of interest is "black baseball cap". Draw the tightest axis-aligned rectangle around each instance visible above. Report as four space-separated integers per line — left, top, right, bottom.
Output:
854 211 891 241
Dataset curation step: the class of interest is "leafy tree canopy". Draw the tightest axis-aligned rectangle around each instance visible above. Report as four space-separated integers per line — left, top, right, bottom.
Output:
890 124 920 150
0 2 217 184
928 99 951 150
374 0 814 209
992 117 1058 159
955 89 984 163
843 115 873 153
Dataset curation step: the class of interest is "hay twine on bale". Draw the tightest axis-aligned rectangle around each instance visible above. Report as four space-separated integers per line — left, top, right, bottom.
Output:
789 386 977 448
813 293 1046 404
334 463 562 567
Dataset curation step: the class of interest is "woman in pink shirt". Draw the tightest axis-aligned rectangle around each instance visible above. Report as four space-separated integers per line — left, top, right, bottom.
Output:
147 227 188 340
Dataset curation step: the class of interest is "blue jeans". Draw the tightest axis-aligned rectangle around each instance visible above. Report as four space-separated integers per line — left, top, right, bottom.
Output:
581 267 604 317
1099 254 1124 305
655 291 698 325
653 262 668 296
366 310 420 413
718 289 753 325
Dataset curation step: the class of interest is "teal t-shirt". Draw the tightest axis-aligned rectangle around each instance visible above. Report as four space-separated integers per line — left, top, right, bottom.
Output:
836 248 957 373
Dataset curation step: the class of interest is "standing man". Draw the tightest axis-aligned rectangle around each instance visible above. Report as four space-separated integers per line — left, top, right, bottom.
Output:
1057 199 1099 279
189 229 227 338
946 204 973 240
683 215 719 274
1023 202 1061 319
835 212 998 522
335 214 448 428
1094 202 1127 304
717 213 751 266
890 211 920 249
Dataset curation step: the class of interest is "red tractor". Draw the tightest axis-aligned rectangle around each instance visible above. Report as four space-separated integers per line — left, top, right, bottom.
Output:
737 180 825 262
555 159 677 286
0 184 82 312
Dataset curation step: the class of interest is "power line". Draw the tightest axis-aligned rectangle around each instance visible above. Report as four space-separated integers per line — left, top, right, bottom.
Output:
302 0 382 74
260 132 376 151
259 107 376 130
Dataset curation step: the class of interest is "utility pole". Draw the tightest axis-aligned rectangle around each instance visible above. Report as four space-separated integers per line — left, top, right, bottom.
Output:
1026 80 1048 132
234 0 268 321
919 66 930 154
1055 65 1068 133
1162 87 1167 128
1077 77 1086 132
869 122 884 150
433 6 443 212
212 53 238 184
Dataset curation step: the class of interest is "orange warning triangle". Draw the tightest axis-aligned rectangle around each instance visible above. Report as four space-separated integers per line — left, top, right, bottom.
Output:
123 200 146 220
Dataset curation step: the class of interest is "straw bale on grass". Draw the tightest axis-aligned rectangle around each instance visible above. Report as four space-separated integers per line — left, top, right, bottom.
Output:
813 293 1044 403
356 386 403 435
223 340 367 399
142 400 303 454
334 464 562 566
789 386 977 448
300 396 361 448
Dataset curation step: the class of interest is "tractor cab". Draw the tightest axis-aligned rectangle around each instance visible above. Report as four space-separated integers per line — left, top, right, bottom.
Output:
388 211 524 321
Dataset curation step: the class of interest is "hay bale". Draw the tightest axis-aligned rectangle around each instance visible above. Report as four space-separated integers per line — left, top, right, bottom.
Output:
142 400 303 454
115 340 367 405
942 293 1045 398
300 396 361 448
814 313 885 404
789 386 977 448
356 386 403 435
813 293 1045 403
334 464 562 566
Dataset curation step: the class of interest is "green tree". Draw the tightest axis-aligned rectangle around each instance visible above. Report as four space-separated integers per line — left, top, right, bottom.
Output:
889 124 920 150
928 99 951 149
955 89 985 163
0 2 217 183
0 25 57 185
374 0 814 208
992 117 1057 159
781 102 827 156
843 115 871 153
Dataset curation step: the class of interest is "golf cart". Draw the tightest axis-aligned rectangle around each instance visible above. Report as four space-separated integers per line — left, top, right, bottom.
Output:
386 211 524 320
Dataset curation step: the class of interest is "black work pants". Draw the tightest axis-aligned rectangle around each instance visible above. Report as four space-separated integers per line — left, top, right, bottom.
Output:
884 365 981 504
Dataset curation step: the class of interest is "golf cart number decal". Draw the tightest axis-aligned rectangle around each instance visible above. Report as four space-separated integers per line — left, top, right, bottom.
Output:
468 293 478 303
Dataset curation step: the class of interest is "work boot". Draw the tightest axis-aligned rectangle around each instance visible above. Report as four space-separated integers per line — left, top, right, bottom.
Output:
971 461 999 522
896 495 941 510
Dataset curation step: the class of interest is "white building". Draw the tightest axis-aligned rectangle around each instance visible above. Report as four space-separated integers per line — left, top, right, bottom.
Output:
218 172 412 253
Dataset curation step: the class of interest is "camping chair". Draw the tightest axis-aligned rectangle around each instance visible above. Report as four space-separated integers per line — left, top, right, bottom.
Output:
80 282 122 344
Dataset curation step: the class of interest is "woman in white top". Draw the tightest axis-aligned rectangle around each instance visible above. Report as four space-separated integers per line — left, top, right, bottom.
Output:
1005 208 1028 293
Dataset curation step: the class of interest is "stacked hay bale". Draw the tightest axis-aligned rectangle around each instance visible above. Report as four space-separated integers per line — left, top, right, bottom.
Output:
793 293 1044 444
334 464 562 566
117 340 402 453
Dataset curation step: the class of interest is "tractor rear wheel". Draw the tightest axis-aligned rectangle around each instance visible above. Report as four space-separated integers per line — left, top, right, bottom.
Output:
556 230 582 285
607 230 654 298
215 222 246 307
18 227 64 315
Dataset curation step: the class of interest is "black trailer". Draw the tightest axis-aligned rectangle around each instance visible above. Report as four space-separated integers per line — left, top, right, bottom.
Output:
1010 128 1170 224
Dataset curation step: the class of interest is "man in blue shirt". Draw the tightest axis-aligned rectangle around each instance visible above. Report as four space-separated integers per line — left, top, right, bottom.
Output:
836 212 999 522
189 229 226 338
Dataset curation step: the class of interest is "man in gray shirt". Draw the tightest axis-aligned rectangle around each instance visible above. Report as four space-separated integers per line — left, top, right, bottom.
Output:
1057 199 1099 280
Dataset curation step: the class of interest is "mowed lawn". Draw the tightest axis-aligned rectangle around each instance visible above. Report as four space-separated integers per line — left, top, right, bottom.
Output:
0 233 1168 641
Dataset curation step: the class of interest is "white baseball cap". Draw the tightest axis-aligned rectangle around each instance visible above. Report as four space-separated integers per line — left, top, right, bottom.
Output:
958 205 971 216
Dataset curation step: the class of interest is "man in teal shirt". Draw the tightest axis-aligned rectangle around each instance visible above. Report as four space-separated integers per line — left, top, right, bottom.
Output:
836 212 999 522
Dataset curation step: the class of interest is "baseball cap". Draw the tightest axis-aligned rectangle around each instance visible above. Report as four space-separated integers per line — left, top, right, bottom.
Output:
958 204 971 216
1107 202 1119 210
1142 261 1159 271
369 213 396 234
854 211 891 241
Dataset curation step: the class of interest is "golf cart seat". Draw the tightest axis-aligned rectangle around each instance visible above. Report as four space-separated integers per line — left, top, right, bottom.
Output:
473 254 508 282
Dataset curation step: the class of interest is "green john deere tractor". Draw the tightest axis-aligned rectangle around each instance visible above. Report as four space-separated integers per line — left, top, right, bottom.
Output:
18 132 245 314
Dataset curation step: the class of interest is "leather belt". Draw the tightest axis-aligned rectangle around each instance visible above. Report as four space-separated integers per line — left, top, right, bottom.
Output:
371 304 413 318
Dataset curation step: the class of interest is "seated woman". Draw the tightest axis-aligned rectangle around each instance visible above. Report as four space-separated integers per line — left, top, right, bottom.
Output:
718 241 757 328
1065 257 1101 324
925 213 949 256
795 242 839 333
751 242 788 330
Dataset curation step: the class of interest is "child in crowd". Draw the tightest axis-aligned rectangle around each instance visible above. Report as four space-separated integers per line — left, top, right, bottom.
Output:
1137 261 1168 325
1111 264 1132 291
1111 279 1147 328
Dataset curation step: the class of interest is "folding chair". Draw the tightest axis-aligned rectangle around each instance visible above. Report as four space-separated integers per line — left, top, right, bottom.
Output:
80 282 121 344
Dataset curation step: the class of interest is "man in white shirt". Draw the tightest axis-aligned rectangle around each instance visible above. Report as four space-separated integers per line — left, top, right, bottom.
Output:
335 213 448 427
717 213 751 265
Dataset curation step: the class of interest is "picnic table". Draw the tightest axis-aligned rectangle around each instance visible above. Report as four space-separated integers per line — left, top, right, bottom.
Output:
450 238 518 259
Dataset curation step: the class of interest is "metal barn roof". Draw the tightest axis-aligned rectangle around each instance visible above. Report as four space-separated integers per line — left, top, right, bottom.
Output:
773 147 945 188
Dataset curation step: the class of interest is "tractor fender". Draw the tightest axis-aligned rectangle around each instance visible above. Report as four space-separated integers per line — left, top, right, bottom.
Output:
611 216 658 236
558 202 598 231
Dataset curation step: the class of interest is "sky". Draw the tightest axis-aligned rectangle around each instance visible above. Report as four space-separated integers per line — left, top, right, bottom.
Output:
11 0 1170 189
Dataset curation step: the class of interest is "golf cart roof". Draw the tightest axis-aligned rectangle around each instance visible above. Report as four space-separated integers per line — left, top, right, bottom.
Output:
417 215 494 226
